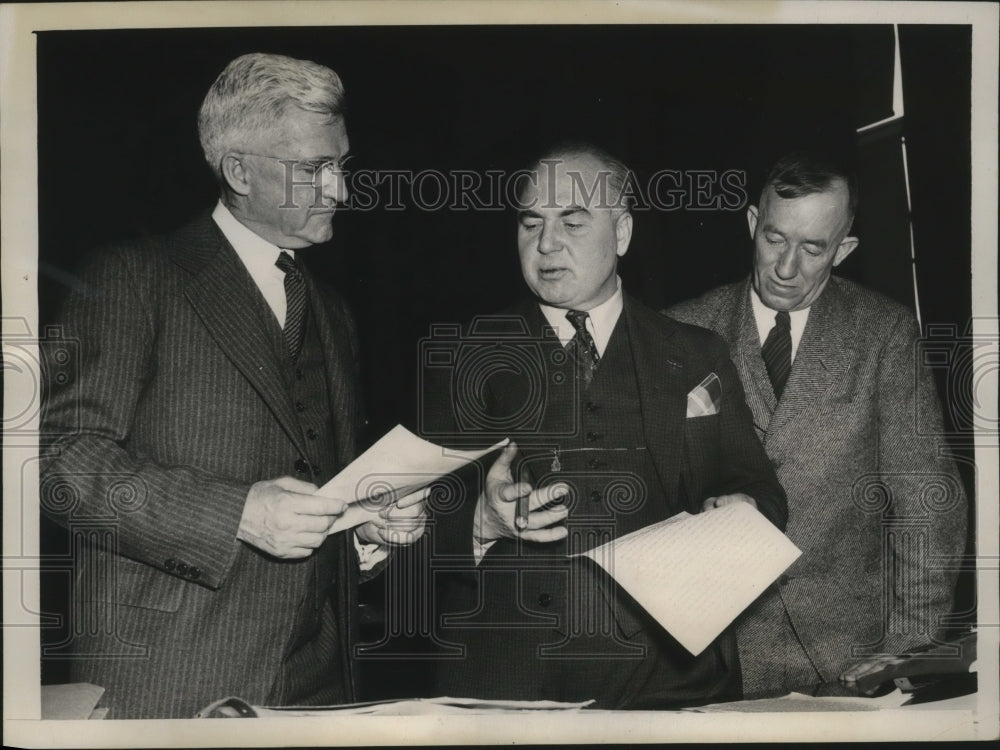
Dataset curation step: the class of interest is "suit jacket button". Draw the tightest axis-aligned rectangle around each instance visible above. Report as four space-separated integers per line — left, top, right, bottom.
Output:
586 432 602 442
189 567 201 580
590 490 602 502
295 458 310 474
587 458 604 469
778 574 790 586
295 401 306 413
538 593 552 607
306 428 317 440
585 402 599 413
164 558 176 571
176 562 189 576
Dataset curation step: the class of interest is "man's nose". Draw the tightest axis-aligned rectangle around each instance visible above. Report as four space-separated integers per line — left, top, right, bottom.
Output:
322 168 348 206
538 223 562 254
775 246 799 279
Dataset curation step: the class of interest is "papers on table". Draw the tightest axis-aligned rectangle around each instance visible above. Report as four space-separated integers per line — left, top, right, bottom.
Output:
575 501 801 656
315 424 507 534
251 696 593 716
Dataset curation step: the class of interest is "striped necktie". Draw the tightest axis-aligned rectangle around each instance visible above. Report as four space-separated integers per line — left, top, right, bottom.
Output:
275 251 306 360
565 309 601 388
761 310 792 399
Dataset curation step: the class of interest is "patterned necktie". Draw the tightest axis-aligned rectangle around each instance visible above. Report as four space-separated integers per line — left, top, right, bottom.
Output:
761 310 792 399
565 309 601 388
275 251 306 360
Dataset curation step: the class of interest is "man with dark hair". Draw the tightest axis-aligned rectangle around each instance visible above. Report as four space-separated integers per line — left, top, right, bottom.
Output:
40 52 427 718
666 149 966 698
426 144 787 708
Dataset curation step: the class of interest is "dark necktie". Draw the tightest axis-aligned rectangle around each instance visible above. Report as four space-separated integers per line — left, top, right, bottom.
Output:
761 310 792 399
275 251 306 360
565 309 601 388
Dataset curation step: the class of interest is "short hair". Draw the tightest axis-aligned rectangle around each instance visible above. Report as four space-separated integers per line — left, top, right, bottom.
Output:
198 53 346 182
520 140 635 214
761 149 859 221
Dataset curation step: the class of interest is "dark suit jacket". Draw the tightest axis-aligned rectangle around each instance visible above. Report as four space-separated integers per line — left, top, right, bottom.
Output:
40 213 364 718
429 295 787 707
667 277 967 687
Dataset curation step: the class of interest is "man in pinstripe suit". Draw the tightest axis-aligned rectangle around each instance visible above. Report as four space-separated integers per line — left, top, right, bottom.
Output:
40 53 426 718
666 150 967 699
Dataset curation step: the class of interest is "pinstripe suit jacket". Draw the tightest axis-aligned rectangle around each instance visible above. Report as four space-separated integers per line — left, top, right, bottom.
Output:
40 213 364 718
667 276 967 690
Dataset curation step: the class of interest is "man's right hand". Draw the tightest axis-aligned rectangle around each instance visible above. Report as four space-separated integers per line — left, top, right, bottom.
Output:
474 441 570 545
237 476 346 558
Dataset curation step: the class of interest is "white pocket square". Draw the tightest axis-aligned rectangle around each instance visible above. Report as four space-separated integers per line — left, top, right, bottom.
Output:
686 372 721 417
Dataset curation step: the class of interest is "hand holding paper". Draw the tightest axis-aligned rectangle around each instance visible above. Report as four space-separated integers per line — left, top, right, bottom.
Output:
314 425 509 535
355 485 430 546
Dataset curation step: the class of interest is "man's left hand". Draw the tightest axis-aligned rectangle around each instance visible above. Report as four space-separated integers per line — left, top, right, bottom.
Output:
356 486 429 546
701 493 757 512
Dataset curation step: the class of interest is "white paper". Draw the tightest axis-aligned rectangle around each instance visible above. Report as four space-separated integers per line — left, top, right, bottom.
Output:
252 696 593 716
576 502 801 656
315 425 508 533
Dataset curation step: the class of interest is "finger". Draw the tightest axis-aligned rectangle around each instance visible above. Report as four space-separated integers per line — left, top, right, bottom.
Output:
524 506 569 531
290 513 335 533
488 441 519 477
274 476 320 493
529 483 570 510
281 546 314 559
395 486 431 509
496 481 532 504
519 525 569 543
292 495 348 516
385 501 428 520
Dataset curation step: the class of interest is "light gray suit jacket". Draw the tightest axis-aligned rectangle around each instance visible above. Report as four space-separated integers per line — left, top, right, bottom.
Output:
667 276 967 688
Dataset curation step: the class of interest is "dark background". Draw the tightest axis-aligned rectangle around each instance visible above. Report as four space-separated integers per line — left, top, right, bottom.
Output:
36 24 975 697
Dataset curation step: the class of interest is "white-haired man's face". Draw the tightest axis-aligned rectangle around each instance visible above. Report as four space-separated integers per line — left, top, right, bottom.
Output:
227 108 350 248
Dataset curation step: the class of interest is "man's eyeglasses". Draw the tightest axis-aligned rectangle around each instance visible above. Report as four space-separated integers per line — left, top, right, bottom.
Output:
239 153 352 183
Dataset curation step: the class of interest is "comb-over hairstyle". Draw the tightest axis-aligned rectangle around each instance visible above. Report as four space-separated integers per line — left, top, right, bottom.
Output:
198 53 346 182
762 149 859 220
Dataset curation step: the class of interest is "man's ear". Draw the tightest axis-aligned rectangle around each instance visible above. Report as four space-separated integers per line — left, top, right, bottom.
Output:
614 212 633 258
746 205 759 239
220 153 252 197
832 236 859 267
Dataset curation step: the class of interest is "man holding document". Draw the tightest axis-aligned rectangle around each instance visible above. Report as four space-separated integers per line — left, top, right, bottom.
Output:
40 53 426 718
424 144 788 709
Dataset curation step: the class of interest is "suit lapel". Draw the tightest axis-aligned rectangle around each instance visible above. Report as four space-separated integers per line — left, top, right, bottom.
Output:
728 280 776 434
172 216 308 458
625 297 687 499
303 271 361 473
768 279 853 435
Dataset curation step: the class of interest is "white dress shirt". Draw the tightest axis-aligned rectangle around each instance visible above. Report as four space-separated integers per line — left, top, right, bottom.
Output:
749 284 810 363
212 201 385 569
538 277 625 356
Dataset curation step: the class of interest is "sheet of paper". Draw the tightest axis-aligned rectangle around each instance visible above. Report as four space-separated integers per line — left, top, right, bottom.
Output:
684 688 909 713
252 696 593 716
316 424 508 534
575 502 801 656
40 682 105 720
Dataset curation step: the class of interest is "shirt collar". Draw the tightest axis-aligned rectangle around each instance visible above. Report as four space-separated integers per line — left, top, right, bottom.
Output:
749 282 810 360
212 200 292 271
538 277 624 357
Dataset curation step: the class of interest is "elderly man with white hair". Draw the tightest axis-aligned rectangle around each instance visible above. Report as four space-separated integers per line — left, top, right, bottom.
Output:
40 53 427 718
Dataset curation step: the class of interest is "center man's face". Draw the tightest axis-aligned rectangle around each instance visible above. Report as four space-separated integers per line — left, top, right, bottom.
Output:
242 108 350 249
517 154 632 311
749 181 858 312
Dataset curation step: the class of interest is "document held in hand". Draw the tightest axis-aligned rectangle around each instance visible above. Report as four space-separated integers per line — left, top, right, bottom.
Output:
576 502 801 656
315 424 508 534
